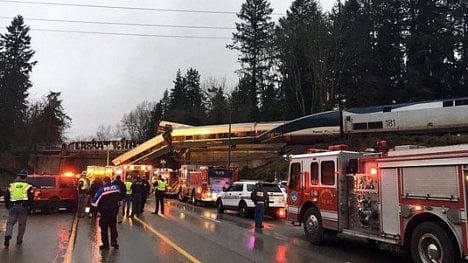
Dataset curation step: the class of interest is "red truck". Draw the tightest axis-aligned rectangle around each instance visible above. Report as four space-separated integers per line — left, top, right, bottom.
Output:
178 165 238 205
26 173 78 214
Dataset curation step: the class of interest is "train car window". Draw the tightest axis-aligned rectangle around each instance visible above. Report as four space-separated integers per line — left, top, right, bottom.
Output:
383 106 392 112
454 99 468 106
443 100 454 107
353 123 367 130
289 162 301 189
321 161 335 186
310 162 319 185
368 121 383 129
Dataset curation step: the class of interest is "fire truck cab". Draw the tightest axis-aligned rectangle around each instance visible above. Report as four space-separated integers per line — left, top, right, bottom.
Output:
287 144 468 263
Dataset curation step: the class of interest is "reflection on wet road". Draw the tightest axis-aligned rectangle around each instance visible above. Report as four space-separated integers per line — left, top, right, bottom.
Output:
0 199 416 263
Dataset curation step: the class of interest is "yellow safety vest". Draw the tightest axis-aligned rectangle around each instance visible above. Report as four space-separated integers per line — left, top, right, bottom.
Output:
79 178 89 190
9 182 32 202
156 180 167 191
125 181 132 195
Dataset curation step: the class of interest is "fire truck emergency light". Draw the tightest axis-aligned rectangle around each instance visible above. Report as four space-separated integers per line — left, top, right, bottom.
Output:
63 171 75 177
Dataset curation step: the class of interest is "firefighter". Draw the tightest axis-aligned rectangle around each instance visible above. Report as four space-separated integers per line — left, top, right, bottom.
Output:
77 171 90 218
4 169 34 247
250 181 269 229
130 174 145 217
91 177 121 249
112 175 126 223
123 175 133 217
152 175 167 215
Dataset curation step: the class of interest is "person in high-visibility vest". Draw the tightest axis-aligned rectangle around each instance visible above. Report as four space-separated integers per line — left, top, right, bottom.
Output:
4 169 33 248
152 175 167 215
123 176 133 217
77 171 90 218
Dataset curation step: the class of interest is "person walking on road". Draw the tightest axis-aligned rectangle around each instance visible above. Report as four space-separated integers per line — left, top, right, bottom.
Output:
77 171 90 218
130 174 145 217
112 175 126 223
152 175 167 215
251 181 269 228
91 176 121 249
123 176 133 217
4 169 33 247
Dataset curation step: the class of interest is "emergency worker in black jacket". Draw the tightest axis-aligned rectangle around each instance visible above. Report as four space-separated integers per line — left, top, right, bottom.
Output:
91 177 121 249
250 181 269 228
130 175 145 217
112 175 126 223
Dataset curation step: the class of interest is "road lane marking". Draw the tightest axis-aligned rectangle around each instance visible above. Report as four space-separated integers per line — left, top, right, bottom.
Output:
134 217 202 263
63 213 78 263
201 216 221 223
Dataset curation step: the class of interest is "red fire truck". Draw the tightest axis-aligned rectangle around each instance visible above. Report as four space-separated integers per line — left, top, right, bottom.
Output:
286 144 468 263
178 165 238 205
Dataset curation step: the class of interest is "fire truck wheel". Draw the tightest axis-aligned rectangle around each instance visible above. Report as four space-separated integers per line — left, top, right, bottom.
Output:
238 202 248 218
217 199 224 213
178 189 186 202
303 207 324 245
47 197 60 214
410 222 459 263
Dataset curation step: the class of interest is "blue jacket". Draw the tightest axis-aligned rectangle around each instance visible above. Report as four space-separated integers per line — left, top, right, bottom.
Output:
91 184 121 215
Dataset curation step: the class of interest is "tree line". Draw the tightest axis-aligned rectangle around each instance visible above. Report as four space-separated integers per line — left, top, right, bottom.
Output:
1 0 467 150
0 15 70 155
117 0 467 142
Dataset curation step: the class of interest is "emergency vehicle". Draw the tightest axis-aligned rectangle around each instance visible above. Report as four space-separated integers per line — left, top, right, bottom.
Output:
86 166 115 181
114 164 154 181
153 168 179 197
26 172 78 214
178 165 238 205
286 144 468 263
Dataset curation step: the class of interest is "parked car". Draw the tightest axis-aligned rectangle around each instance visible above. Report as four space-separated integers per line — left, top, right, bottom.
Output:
26 174 78 214
216 181 286 219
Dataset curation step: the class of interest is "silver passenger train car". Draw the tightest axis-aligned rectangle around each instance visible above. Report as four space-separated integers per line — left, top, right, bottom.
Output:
343 98 468 134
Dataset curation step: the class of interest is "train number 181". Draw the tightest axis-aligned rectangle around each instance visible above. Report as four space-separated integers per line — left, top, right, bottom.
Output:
385 119 396 128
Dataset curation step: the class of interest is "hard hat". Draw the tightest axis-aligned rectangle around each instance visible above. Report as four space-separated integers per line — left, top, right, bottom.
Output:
81 171 87 176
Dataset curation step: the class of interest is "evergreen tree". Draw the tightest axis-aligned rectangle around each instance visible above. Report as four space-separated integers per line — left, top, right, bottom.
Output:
165 68 206 125
275 0 330 118
0 15 36 150
371 0 406 103
204 78 230 124
35 91 71 143
144 102 163 140
405 0 455 101
228 0 275 121
184 68 206 125
332 0 377 108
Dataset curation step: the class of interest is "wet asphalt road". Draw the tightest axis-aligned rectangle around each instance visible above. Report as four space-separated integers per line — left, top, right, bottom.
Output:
0 199 415 263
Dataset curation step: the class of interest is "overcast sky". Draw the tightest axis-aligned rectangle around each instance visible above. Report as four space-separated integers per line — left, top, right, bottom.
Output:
1 0 336 140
